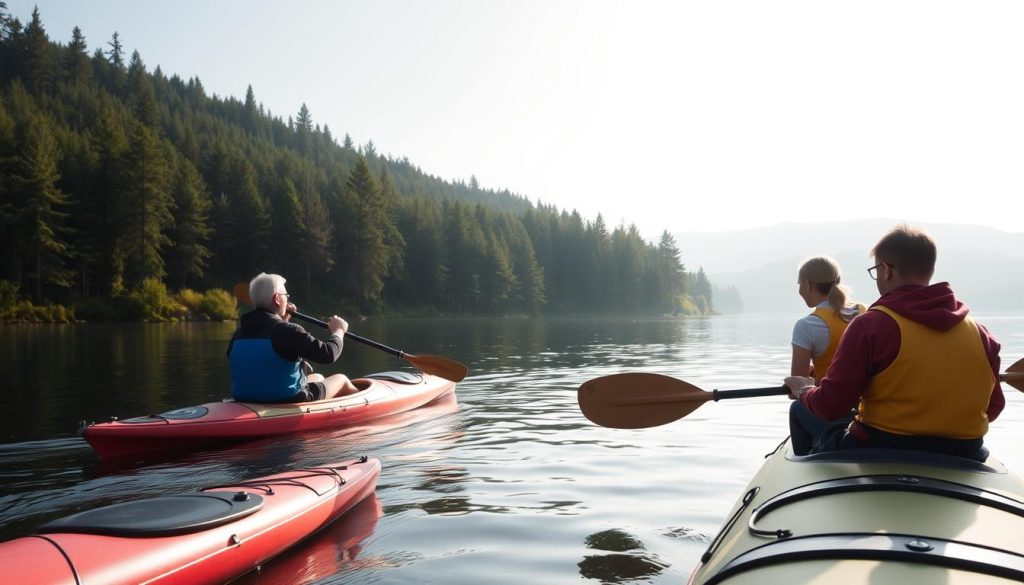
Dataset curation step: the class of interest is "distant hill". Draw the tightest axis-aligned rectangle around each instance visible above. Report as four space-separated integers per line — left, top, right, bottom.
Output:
675 219 1024 314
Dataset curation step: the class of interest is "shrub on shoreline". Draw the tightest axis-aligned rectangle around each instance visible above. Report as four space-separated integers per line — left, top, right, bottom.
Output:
0 279 239 323
178 288 237 321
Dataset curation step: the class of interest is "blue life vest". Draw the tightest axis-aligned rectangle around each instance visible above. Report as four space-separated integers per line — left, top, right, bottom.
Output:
229 337 305 402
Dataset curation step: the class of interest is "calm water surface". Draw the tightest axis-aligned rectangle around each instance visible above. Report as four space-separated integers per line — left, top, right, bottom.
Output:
2 314 1023 584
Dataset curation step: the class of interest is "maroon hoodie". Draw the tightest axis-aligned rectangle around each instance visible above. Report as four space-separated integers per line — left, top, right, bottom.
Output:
800 283 1004 429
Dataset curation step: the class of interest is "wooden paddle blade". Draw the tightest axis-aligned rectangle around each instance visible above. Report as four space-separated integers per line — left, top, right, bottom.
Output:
233 282 252 305
405 353 469 383
577 373 712 429
1002 357 1024 392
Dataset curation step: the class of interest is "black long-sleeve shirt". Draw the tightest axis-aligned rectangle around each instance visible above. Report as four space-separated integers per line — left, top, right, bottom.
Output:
227 309 343 364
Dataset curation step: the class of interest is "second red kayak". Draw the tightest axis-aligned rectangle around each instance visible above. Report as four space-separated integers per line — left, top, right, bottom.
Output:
83 371 456 458
0 456 381 585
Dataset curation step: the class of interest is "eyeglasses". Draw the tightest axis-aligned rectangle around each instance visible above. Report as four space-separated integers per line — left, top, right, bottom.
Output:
867 263 892 281
275 292 290 299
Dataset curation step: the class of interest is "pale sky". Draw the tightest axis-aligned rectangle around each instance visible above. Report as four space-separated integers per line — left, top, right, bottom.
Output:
8 1 1024 236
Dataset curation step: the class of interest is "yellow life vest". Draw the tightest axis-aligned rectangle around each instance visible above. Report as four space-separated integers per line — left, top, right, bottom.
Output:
857 305 995 439
810 304 864 380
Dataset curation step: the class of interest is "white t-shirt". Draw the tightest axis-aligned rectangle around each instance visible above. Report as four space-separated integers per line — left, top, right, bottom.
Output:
791 301 860 358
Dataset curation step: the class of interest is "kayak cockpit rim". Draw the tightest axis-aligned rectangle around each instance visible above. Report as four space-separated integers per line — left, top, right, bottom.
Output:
702 532 1024 585
786 447 1006 474
748 473 1024 539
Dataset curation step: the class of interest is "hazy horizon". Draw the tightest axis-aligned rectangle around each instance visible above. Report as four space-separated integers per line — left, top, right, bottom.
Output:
675 218 1024 313
9 1 1024 239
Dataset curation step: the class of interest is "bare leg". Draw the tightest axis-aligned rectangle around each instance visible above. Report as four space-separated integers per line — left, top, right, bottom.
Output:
322 374 360 399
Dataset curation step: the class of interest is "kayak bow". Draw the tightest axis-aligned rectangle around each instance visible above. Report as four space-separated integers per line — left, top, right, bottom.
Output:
688 440 1024 584
0 456 381 585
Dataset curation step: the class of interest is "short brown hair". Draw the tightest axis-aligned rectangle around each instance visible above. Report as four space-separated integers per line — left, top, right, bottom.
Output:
870 224 936 279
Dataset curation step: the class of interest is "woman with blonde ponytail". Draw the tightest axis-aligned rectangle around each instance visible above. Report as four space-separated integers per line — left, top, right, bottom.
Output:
791 256 866 380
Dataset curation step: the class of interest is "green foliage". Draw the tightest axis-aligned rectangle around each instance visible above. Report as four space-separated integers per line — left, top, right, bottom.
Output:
4 299 75 322
678 295 701 316
0 279 75 321
0 279 18 305
166 159 212 288
126 277 181 321
195 289 237 321
175 287 237 321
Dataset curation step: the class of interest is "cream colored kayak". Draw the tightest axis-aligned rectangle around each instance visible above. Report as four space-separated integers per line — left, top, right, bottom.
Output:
688 440 1024 584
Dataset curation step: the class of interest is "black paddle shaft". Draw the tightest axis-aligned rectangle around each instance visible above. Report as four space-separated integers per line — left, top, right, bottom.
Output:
290 312 406 359
711 385 791 401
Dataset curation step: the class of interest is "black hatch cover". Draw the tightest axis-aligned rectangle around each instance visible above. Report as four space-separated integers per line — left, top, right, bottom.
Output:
37 491 263 537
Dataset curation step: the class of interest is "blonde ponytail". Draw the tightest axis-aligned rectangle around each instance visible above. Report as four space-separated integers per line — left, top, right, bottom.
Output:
798 256 856 322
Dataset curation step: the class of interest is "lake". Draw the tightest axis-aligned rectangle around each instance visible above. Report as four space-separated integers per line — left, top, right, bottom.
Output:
2 313 1023 584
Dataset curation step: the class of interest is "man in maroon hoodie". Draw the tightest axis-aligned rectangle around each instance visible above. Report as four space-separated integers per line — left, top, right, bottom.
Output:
784 224 1004 459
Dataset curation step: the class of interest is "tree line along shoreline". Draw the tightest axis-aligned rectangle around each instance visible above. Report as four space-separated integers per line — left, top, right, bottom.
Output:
0 6 717 323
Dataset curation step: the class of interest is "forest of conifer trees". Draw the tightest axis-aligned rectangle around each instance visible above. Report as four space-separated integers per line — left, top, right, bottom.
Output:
0 6 715 320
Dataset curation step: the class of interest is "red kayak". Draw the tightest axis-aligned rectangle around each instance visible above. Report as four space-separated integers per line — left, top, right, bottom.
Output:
231 493 383 585
0 456 381 585
83 371 456 458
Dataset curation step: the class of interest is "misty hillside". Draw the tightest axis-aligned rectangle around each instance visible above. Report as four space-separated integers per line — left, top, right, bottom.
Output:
675 219 1024 314
0 7 708 318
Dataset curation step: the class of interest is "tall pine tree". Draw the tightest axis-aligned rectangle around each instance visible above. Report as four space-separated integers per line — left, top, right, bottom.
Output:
64 26 91 85
166 158 212 288
340 157 402 307
122 122 173 286
13 114 73 301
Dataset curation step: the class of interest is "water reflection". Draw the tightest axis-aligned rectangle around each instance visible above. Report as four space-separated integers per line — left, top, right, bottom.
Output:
579 528 669 583
1 315 1022 584
233 494 384 585
2 316 713 444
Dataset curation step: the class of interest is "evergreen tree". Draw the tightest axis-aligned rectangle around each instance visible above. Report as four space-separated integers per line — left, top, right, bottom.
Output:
106 31 124 69
166 158 212 288
272 177 307 276
102 31 126 95
610 224 646 311
127 50 159 128
470 206 515 312
0 2 12 40
122 122 173 286
362 139 376 158
583 213 610 310
207 151 270 282
80 104 129 295
178 117 199 163
65 26 91 85
243 84 257 134
296 103 312 131
341 157 402 307
12 114 74 301
693 267 713 314
500 214 545 314
0 94 20 282
443 201 487 312
296 173 335 292
23 7 54 95
394 198 447 309
653 230 685 313
186 76 205 105
295 103 312 154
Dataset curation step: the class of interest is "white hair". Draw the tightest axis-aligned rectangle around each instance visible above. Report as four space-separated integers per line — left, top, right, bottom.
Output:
249 273 286 310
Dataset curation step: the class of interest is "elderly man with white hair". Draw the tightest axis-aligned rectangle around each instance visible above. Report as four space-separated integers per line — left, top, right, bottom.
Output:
227 273 359 402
